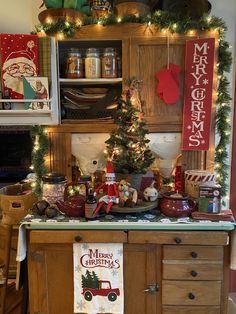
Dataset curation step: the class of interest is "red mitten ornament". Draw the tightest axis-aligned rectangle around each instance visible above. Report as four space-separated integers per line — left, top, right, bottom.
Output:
156 63 181 105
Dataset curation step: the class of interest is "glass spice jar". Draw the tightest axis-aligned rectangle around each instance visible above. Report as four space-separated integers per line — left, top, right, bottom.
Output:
85 48 101 78
102 47 117 78
42 173 67 204
65 48 83 78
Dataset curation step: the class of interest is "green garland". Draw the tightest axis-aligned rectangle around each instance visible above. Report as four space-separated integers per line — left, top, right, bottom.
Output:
30 125 49 196
35 10 232 197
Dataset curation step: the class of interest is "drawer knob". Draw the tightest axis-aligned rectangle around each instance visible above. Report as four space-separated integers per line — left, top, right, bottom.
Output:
175 237 182 244
143 283 159 294
188 292 195 300
191 251 198 258
74 235 82 242
191 270 198 277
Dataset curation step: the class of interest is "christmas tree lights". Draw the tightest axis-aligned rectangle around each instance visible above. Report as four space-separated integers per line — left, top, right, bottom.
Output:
105 89 154 174
30 125 49 196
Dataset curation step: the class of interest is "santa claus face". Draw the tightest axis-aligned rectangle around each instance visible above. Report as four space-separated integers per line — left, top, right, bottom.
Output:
5 61 36 78
3 61 36 96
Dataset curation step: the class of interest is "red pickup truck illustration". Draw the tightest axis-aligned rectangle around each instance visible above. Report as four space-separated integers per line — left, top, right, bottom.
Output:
82 280 120 302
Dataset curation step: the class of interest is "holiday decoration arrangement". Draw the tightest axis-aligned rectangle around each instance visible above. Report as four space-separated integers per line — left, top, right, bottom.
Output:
27 84 235 222
1 0 230 223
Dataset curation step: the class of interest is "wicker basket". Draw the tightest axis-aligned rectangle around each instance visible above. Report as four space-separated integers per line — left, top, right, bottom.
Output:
0 183 37 225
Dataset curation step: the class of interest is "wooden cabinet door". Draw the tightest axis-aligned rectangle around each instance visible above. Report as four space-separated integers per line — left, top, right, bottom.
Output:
28 235 160 314
129 36 186 133
47 131 72 181
28 230 127 314
124 243 161 314
28 243 74 314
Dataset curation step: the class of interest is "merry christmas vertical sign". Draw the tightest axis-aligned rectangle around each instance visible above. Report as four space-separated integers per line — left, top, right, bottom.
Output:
182 38 215 150
73 243 124 314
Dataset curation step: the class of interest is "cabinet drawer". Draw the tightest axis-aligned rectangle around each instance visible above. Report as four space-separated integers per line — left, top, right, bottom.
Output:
163 245 224 260
163 262 223 280
29 230 127 244
162 306 220 314
162 280 221 306
128 231 228 245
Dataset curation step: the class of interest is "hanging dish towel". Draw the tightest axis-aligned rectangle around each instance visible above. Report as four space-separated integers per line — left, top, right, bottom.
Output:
230 227 236 270
73 243 124 314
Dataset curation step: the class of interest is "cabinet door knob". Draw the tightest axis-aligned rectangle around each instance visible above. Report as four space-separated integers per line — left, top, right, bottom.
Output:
188 292 195 300
143 283 159 294
175 237 182 244
191 251 198 258
191 270 198 277
74 235 82 242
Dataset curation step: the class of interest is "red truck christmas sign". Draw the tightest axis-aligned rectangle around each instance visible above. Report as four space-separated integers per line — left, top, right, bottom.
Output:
73 243 124 313
182 38 215 150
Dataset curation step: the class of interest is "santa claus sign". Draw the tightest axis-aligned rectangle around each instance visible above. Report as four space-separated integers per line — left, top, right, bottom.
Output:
0 34 39 99
182 38 215 150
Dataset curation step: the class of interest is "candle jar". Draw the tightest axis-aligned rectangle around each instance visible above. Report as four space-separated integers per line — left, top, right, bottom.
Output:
102 47 117 78
85 48 101 78
65 48 83 78
42 173 67 204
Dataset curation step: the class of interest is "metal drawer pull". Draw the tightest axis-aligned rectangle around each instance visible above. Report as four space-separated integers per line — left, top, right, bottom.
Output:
191 251 198 258
74 235 82 242
188 292 195 300
143 283 159 294
175 237 182 244
191 270 198 277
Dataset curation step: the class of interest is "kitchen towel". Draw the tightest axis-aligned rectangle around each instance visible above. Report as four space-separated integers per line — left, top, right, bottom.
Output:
73 243 124 314
230 227 236 270
16 222 27 262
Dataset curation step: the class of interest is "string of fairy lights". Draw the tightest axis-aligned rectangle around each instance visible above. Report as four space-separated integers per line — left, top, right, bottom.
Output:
33 11 232 197
30 125 49 195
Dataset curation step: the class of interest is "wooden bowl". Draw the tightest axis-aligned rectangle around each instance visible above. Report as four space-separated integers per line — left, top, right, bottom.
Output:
38 8 85 24
115 2 150 16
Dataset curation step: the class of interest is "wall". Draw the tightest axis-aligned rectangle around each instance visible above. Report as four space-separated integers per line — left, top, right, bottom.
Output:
0 0 42 34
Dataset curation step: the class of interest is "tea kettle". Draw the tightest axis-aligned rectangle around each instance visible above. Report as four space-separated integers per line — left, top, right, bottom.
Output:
56 181 88 217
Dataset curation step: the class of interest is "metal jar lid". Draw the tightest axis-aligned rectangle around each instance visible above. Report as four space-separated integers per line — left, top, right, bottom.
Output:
42 172 66 184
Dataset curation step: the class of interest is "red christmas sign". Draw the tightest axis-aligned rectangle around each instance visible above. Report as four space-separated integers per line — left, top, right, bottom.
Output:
0 34 39 99
182 38 215 150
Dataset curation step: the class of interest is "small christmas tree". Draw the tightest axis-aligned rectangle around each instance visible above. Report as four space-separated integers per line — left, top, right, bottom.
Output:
105 89 154 174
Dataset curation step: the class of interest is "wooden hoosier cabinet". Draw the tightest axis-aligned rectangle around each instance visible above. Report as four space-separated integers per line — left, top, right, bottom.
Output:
26 222 234 314
46 23 217 181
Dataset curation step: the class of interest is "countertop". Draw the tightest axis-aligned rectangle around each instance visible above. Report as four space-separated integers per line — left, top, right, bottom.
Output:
21 212 235 231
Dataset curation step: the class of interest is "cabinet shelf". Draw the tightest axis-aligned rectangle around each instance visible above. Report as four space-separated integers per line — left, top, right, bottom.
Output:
0 38 59 125
0 110 52 115
0 98 52 103
59 78 123 85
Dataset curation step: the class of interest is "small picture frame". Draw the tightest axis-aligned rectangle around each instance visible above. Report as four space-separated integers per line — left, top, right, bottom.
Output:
23 76 49 110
